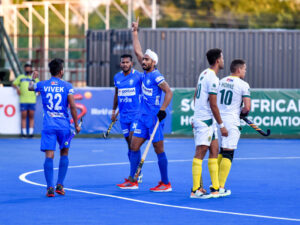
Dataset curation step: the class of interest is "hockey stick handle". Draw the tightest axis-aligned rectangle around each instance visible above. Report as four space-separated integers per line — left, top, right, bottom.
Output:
133 120 160 181
104 110 120 138
65 118 83 145
243 117 271 136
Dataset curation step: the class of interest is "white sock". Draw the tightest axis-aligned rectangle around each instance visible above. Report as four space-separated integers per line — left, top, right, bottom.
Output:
29 128 34 135
22 128 26 135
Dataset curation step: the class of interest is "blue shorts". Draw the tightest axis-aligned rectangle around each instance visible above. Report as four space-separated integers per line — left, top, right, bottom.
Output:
20 103 36 111
120 120 137 138
40 129 71 151
133 114 164 143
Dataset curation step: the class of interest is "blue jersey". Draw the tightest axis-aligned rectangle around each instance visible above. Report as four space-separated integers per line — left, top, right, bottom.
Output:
34 77 74 130
141 69 165 115
114 69 143 122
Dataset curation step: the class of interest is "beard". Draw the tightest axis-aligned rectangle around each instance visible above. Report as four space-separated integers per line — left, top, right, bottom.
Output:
122 66 131 73
142 64 151 71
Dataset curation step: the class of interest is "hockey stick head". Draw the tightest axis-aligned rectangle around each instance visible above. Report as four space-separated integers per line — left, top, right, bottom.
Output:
262 129 271 137
102 132 108 139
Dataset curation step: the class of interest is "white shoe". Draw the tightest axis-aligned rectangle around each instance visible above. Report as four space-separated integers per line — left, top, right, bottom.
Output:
190 188 211 199
219 188 231 197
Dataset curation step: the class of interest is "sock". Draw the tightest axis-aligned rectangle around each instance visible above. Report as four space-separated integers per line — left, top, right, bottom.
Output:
29 128 34 135
192 158 202 192
127 149 131 162
219 158 232 188
217 153 223 174
129 150 141 178
208 158 219 190
157 152 169 184
44 158 54 188
22 128 26 135
57 156 69 186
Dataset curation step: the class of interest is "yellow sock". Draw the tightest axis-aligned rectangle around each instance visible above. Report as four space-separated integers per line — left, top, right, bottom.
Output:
219 158 232 188
208 158 219 190
217 153 223 168
192 158 202 192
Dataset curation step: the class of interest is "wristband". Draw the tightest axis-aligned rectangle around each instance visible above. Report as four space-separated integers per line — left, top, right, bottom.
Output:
219 123 225 128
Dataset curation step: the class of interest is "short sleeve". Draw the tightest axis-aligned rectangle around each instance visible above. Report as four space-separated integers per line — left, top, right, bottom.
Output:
242 82 251 98
13 76 21 86
67 83 74 95
153 72 165 86
208 75 219 95
114 75 117 87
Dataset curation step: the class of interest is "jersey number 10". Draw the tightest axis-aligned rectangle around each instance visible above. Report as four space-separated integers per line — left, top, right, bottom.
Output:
219 89 233 105
46 93 62 110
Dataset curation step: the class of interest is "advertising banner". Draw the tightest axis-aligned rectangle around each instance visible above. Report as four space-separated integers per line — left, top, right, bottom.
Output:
172 88 300 136
0 87 21 134
34 87 172 135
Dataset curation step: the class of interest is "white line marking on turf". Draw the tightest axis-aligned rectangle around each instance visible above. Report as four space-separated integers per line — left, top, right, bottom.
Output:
19 157 300 222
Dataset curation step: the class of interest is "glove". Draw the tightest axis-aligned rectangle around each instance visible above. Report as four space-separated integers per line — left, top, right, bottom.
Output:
157 110 167 122
240 111 249 119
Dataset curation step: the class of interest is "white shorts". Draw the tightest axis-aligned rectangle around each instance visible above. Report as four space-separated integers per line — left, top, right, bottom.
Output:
218 121 241 149
193 119 218 146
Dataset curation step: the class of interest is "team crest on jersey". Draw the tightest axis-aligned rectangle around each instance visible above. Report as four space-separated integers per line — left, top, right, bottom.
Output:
129 79 134 85
213 84 216 87
51 81 58 85
226 78 234 82
146 79 151 85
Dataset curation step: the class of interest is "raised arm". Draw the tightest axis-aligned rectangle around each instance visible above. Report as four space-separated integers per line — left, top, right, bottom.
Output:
132 18 143 66
28 71 39 91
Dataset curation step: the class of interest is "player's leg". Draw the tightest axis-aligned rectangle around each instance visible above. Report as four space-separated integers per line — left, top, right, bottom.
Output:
191 119 212 199
150 121 172 192
28 107 35 137
117 118 146 189
20 104 27 137
55 130 72 195
41 129 57 197
208 138 220 197
121 121 131 161
218 124 240 196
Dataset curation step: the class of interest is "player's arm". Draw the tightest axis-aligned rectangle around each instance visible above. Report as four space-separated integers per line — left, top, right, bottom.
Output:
68 94 80 134
111 87 118 122
157 81 173 121
240 97 251 118
12 77 21 95
209 94 228 137
28 71 39 91
132 17 143 66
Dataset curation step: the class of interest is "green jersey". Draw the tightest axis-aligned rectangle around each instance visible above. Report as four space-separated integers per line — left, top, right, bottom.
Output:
13 74 39 103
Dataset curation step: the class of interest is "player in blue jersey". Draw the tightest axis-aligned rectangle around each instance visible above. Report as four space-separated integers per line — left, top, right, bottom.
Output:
117 18 173 192
111 54 144 182
28 58 81 197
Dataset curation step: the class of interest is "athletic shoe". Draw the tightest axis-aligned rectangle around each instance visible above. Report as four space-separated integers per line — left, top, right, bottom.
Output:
117 178 138 189
137 173 143 183
209 187 220 198
46 187 55 197
150 181 172 192
190 188 211 199
219 187 231 197
55 184 65 195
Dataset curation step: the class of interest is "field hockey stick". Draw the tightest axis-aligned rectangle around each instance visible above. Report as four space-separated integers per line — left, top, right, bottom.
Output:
133 120 160 181
243 117 271 136
64 117 83 146
103 110 119 138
